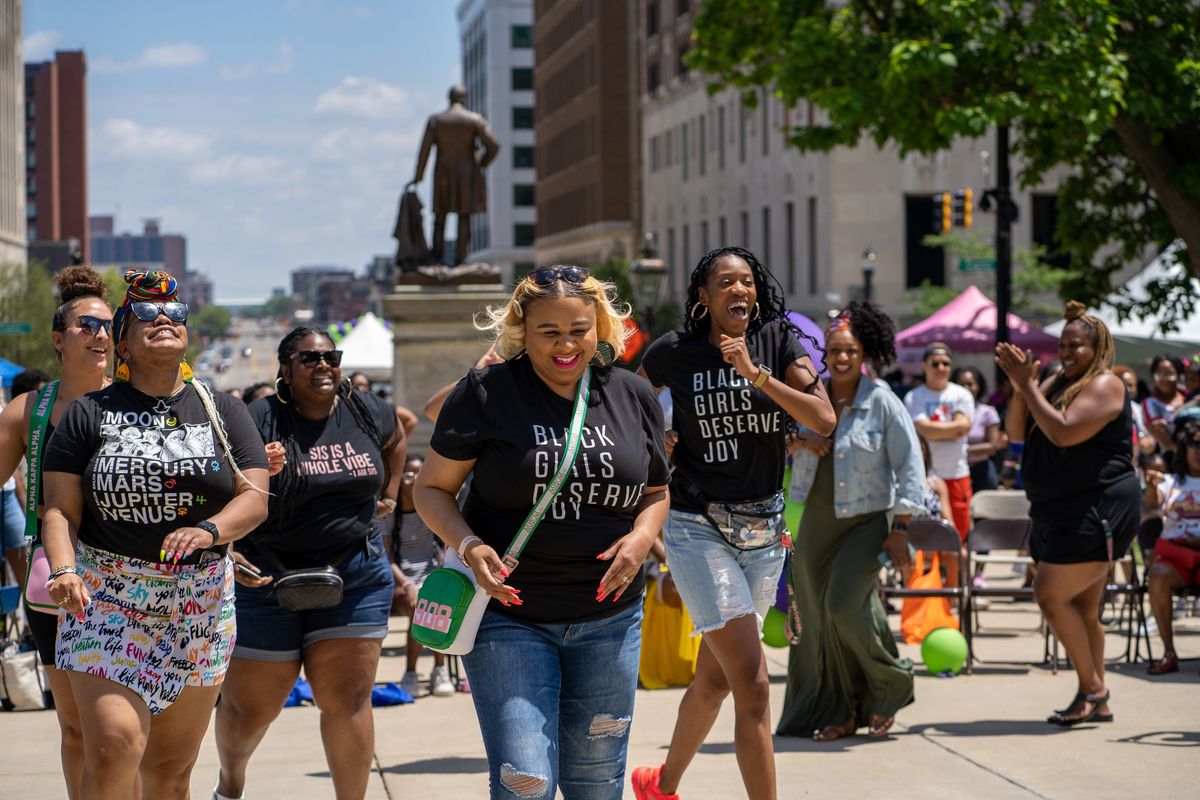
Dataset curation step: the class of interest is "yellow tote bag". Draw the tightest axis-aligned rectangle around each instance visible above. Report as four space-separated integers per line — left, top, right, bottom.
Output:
639 578 701 689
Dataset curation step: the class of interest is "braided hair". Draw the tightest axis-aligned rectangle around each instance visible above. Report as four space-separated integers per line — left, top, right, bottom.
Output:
833 300 897 377
267 327 393 530
1044 300 1115 411
683 246 826 389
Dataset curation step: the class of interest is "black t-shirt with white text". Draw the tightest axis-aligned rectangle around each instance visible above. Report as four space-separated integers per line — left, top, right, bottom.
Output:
42 382 268 564
641 320 808 511
431 358 671 624
243 392 397 567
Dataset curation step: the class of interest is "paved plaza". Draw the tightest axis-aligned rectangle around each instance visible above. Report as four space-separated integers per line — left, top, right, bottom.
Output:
2 596 1197 799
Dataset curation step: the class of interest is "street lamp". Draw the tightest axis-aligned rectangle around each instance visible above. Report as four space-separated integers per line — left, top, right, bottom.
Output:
630 233 669 333
861 247 876 304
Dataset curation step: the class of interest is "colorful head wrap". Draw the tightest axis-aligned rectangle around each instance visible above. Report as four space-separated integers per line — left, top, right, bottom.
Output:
113 269 190 382
827 311 852 333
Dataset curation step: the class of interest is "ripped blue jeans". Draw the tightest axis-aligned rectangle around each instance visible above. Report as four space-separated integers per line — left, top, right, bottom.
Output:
461 602 642 799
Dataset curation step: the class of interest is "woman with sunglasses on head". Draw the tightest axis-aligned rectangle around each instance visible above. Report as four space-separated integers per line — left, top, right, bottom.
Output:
631 247 834 800
996 301 1138 725
214 327 405 800
38 270 270 798
777 301 924 742
414 265 670 800
0 267 113 799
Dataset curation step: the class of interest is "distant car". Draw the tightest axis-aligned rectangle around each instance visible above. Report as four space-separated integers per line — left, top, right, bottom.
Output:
241 347 253 358
220 345 234 359
197 359 212 372
216 360 232 373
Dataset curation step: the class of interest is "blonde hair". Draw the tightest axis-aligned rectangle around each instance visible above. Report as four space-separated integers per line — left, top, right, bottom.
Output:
477 268 633 360
1047 300 1115 410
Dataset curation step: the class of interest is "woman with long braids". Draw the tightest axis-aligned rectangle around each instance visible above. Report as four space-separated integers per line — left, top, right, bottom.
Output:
39 270 270 797
632 246 835 800
215 327 405 800
996 300 1138 725
777 301 924 741
0 266 112 798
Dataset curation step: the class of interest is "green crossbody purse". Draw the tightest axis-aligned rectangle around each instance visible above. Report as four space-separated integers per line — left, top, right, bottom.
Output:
411 366 591 655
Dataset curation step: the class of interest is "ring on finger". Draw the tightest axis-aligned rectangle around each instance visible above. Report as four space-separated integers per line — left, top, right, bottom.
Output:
621 575 630 584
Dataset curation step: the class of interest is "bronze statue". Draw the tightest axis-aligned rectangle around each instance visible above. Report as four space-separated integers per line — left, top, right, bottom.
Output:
405 85 500 267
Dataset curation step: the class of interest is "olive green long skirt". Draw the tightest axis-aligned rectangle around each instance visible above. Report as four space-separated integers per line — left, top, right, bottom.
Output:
776 455 914 736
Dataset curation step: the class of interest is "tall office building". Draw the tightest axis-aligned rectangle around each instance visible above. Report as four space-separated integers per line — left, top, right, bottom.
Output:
90 215 211 308
532 0 639 267
457 0 537 282
0 0 26 266
25 50 88 263
640 1 1067 317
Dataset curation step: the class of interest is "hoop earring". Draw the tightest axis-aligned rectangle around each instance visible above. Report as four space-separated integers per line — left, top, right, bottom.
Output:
274 377 292 404
689 303 709 321
751 303 761 321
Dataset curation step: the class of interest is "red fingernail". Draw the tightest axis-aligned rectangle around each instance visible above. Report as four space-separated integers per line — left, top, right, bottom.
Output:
511 598 524 606
509 588 521 594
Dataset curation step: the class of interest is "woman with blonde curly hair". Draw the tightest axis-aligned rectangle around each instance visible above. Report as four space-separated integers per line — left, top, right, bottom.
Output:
997 300 1138 726
415 265 671 799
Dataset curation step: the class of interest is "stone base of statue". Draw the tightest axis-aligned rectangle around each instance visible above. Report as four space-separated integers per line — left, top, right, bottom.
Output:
383 273 509 453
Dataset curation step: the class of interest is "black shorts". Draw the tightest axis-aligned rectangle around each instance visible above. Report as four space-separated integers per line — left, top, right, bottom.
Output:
1031 476 1140 565
25 602 58 666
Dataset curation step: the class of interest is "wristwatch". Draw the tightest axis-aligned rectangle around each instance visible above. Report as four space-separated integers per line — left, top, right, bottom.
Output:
890 520 909 533
752 364 772 388
195 520 220 547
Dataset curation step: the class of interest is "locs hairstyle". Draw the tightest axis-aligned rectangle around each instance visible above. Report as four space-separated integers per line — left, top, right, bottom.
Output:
683 246 826 389
267 327 393 529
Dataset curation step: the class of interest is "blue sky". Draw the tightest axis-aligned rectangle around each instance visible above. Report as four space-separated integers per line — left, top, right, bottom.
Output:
24 0 461 301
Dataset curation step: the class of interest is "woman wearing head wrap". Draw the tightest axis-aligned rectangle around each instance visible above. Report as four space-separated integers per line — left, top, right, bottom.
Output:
39 270 270 797
997 301 1138 726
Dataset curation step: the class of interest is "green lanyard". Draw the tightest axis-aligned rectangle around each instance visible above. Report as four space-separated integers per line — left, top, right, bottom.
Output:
24 380 60 543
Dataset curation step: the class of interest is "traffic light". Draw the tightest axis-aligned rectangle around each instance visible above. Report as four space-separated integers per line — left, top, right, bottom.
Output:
931 193 952 233
953 188 973 229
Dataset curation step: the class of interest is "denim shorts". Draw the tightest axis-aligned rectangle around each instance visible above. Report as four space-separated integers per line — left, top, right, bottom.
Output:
0 489 25 552
233 537 394 662
662 509 786 635
462 602 642 800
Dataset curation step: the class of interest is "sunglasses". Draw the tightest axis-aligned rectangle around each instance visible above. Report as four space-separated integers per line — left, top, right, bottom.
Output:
291 349 344 368
129 301 189 324
929 360 952 368
1187 440 1200 451
74 315 113 336
526 266 589 287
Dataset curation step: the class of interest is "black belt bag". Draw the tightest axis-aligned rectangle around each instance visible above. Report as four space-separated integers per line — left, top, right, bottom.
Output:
255 537 369 612
703 491 787 550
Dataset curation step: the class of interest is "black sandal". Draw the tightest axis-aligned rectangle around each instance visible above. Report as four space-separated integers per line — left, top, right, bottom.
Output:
1047 690 1112 726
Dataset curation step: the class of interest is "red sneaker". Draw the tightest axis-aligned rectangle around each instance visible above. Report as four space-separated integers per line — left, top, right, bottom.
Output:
631 765 680 800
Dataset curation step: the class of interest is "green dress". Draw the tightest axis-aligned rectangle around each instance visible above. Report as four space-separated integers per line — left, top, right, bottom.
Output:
776 453 914 736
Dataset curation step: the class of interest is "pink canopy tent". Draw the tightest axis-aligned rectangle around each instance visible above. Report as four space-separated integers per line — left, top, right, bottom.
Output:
896 285 1058 369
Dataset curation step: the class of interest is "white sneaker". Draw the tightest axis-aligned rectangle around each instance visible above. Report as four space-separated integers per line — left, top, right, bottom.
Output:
430 665 455 697
400 670 421 698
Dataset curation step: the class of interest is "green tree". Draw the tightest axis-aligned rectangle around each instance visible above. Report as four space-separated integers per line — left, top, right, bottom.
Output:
261 294 296 321
0 261 60 375
690 0 1200 328
192 305 232 341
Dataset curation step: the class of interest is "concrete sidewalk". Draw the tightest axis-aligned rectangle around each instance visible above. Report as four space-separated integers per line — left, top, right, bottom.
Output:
2 598 1198 799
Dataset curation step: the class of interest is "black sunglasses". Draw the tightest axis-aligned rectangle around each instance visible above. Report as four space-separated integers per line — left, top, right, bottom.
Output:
1187 439 1200 451
74 315 113 336
929 359 952 368
130 301 189 324
526 266 589 287
291 349 344 368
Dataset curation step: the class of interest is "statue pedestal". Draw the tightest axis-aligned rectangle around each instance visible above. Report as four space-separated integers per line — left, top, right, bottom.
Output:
383 281 509 453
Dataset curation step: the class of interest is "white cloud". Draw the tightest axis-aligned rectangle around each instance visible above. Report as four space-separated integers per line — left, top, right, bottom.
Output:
23 30 61 62
93 42 207 74
220 42 294 80
95 118 211 160
315 77 412 120
188 154 297 186
310 128 420 161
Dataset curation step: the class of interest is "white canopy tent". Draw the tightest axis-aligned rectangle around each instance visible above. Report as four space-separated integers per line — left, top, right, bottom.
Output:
1046 242 1200 363
335 312 394 378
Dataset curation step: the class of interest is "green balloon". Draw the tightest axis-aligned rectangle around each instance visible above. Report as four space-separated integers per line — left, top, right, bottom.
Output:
762 607 789 648
921 627 968 674
782 465 804 534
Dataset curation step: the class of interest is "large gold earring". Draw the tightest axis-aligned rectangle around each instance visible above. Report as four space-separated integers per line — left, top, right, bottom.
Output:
751 303 761 321
274 377 292 404
180 361 194 382
689 303 709 321
115 361 131 382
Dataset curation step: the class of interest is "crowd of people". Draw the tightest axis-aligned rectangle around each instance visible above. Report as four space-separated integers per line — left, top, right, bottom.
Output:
0 253 1197 799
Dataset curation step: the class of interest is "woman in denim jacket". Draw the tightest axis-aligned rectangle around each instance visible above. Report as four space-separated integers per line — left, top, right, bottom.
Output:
777 301 925 741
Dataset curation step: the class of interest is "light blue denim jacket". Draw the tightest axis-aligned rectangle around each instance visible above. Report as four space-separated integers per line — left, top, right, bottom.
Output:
790 377 926 518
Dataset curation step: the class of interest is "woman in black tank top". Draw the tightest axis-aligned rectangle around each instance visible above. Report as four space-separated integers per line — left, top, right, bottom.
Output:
997 301 1137 728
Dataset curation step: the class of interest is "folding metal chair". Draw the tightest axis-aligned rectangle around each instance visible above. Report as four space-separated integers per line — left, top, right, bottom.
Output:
880 517 971 661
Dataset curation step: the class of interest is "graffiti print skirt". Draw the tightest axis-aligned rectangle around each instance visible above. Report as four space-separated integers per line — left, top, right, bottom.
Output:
56 542 236 714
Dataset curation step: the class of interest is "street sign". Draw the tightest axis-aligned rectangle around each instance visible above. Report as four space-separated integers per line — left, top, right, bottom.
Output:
958 258 996 273
0 322 31 334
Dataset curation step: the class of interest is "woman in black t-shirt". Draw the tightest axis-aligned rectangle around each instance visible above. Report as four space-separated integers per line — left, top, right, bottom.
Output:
633 247 835 800
997 301 1137 727
214 327 404 800
415 267 670 800
41 270 270 798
